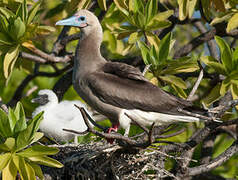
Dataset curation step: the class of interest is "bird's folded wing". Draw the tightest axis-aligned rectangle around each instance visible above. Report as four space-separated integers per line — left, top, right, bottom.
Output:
103 62 148 82
87 70 192 114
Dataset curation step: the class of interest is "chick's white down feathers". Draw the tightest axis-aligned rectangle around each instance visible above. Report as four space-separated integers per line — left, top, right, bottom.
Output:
32 89 105 142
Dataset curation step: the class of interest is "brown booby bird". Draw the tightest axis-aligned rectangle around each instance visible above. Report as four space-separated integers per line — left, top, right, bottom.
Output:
56 10 204 138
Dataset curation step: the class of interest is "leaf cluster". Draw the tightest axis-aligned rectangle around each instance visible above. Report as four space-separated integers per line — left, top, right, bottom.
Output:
0 102 63 180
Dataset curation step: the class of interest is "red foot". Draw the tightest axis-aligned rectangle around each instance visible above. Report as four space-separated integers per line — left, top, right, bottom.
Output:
106 124 119 144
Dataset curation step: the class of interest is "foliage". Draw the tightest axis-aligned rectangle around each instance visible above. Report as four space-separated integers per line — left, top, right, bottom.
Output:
0 0 54 80
201 36 238 106
0 102 63 180
138 32 199 98
0 0 238 179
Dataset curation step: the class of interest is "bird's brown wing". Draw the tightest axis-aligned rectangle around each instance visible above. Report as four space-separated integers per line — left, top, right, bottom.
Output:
87 62 192 115
103 62 148 82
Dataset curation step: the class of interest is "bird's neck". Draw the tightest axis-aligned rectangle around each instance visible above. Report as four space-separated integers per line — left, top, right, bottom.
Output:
75 29 105 69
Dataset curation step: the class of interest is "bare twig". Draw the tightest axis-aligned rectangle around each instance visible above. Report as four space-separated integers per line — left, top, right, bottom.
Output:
187 68 204 101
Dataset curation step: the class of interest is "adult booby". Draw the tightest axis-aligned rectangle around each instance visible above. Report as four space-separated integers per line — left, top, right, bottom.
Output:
56 10 204 137
32 89 105 143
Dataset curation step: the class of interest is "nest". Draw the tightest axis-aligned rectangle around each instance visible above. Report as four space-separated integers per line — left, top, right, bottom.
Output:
42 140 172 180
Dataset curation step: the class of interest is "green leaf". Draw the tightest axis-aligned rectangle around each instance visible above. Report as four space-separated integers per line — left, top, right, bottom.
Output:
227 13 238 33
158 32 171 64
2 158 18 180
232 46 238 68
25 161 36 180
36 25 55 35
28 162 44 180
145 0 158 23
202 83 222 106
114 0 129 16
0 32 12 45
97 0 107 10
220 78 231 96
18 156 30 180
8 108 17 132
145 31 160 50
14 102 27 134
159 75 187 89
201 56 227 75
0 108 12 137
0 7 15 18
9 17 26 40
178 0 188 20
18 144 59 157
16 111 43 151
146 20 171 31
4 137 15 151
210 13 233 26
3 45 20 79
28 155 63 168
149 10 174 22
188 0 198 18
137 41 150 65
30 132 44 144
215 36 232 73
149 45 159 66
171 84 187 99
16 0 28 23
0 153 11 171
128 31 141 44
27 0 41 25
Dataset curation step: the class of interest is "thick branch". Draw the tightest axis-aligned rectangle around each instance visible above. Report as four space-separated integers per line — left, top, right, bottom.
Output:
188 140 238 176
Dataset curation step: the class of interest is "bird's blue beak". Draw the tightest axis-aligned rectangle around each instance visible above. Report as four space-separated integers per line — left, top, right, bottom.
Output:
55 15 87 28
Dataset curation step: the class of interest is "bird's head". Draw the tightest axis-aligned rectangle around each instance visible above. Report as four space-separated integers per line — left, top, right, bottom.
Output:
31 89 58 106
56 10 102 37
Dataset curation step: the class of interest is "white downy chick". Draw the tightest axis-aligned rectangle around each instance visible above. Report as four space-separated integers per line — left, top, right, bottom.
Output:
32 89 105 143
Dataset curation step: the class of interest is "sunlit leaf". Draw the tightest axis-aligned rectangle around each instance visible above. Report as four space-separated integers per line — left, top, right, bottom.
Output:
146 20 171 30
3 45 20 79
145 0 158 23
220 78 231 96
98 0 107 10
0 7 15 18
114 0 129 16
128 31 141 44
188 0 198 18
227 13 238 33
2 158 17 180
178 0 188 20
28 155 63 168
210 13 233 26
28 162 44 180
0 153 11 171
145 31 160 50
18 144 59 157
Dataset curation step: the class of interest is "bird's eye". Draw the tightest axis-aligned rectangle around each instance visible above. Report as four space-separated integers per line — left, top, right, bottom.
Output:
79 16 85 21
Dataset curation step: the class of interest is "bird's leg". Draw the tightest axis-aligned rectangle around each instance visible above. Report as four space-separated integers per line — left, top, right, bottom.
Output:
106 123 119 144
124 125 131 137
74 135 78 144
